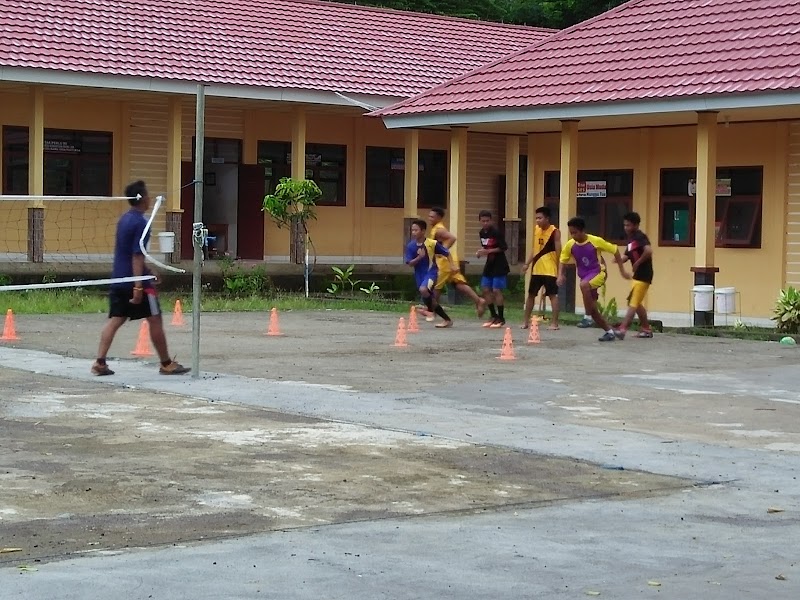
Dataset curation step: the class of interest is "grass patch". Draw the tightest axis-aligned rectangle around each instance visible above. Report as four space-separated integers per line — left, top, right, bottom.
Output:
1 288 585 326
674 326 799 343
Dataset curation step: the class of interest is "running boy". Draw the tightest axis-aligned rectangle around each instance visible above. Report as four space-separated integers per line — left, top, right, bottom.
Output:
614 212 654 339
405 219 457 328
427 206 487 325
476 210 510 328
521 206 561 330
557 217 624 342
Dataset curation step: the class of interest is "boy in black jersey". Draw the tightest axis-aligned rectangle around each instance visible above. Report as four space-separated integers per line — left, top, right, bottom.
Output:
614 212 654 339
476 210 510 328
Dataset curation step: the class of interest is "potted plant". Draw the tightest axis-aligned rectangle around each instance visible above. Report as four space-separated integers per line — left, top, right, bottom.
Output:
263 177 322 297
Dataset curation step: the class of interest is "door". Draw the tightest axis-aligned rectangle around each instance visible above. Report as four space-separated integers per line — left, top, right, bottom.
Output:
237 164 266 260
180 161 195 260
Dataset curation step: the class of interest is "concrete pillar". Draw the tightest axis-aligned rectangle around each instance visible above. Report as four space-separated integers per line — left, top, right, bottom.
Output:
291 107 307 181
290 107 307 264
403 129 420 250
559 120 579 312
27 86 45 262
692 111 720 327
352 117 365 256
165 97 183 263
504 135 521 265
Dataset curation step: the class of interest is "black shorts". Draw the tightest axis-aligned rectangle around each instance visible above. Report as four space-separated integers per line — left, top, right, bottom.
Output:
108 288 161 321
529 275 558 297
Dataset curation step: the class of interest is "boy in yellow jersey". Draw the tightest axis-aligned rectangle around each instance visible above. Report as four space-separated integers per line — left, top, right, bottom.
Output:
427 206 487 327
557 216 625 342
405 219 457 327
521 206 561 330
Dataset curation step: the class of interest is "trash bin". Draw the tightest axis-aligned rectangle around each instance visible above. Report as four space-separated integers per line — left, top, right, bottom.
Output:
714 287 736 314
692 285 714 312
157 231 175 253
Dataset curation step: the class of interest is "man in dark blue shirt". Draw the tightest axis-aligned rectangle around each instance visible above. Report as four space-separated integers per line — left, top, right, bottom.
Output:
92 180 189 376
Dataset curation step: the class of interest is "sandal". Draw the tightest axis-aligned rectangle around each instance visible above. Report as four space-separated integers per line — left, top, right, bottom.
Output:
636 330 654 338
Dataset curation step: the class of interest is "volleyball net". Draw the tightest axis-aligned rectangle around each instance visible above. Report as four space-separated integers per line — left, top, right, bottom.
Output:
0 193 185 291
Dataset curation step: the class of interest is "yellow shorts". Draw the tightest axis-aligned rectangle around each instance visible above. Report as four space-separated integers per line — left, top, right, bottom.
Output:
627 280 650 308
434 269 468 291
587 271 606 290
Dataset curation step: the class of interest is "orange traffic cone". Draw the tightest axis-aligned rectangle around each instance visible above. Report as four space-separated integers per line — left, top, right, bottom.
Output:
130 320 153 357
394 317 408 348
527 315 541 344
407 304 420 333
1 309 20 341
498 327 516 360
266 307 283 336
171 299 186 327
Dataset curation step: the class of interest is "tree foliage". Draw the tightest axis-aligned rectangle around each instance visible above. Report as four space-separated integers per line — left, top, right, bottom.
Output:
335 0 626 28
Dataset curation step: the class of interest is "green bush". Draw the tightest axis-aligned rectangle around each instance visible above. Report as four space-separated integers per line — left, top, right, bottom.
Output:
221 262 275 298
773 286 800 334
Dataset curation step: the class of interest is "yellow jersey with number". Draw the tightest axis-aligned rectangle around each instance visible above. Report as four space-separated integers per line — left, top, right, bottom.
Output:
532 225 558 276
428 222 459 272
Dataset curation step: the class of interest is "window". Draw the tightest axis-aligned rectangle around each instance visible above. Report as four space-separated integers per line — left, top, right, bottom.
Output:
659 167 762 248
543 170 633 242
257 141 347 206
2 127 112 196
363 146 448 209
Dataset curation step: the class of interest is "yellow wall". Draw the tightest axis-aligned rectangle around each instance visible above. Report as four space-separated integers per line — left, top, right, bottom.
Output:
0 88 127 256
787 121 800 288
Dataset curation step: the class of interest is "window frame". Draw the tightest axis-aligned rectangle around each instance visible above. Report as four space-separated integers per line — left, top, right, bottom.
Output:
256 140 347 207
716 195 762 247
362 146 448 209
2 126 113 196
658 195 695 247
658 166 763 249
365 146 404 208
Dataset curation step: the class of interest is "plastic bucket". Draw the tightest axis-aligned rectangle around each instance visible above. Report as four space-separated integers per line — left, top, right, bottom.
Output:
714 287 736 314
157 231 175 253
692 285 714 312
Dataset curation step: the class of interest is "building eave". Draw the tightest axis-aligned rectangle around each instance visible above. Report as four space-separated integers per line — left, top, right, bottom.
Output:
381 91 800 129
0 66 403 109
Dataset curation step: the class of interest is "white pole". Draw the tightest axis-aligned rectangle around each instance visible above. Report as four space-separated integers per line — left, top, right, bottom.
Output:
304 231 310 298
192 84 205 378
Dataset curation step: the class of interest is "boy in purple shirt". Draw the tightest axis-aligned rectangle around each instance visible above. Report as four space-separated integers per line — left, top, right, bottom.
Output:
557 217 624 342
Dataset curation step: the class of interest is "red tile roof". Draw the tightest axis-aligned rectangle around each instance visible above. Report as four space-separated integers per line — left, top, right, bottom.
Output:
377 0 800 117
0 0 552 98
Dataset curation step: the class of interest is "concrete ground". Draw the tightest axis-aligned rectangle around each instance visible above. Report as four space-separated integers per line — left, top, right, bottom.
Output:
0 309 798 599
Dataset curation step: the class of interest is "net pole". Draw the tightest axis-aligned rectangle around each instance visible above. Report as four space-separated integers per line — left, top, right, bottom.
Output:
192 84 206 378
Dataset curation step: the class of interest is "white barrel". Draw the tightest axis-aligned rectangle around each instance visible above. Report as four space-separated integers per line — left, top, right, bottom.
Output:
714 287 736 314
157 231 175 253
692 285 714 312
